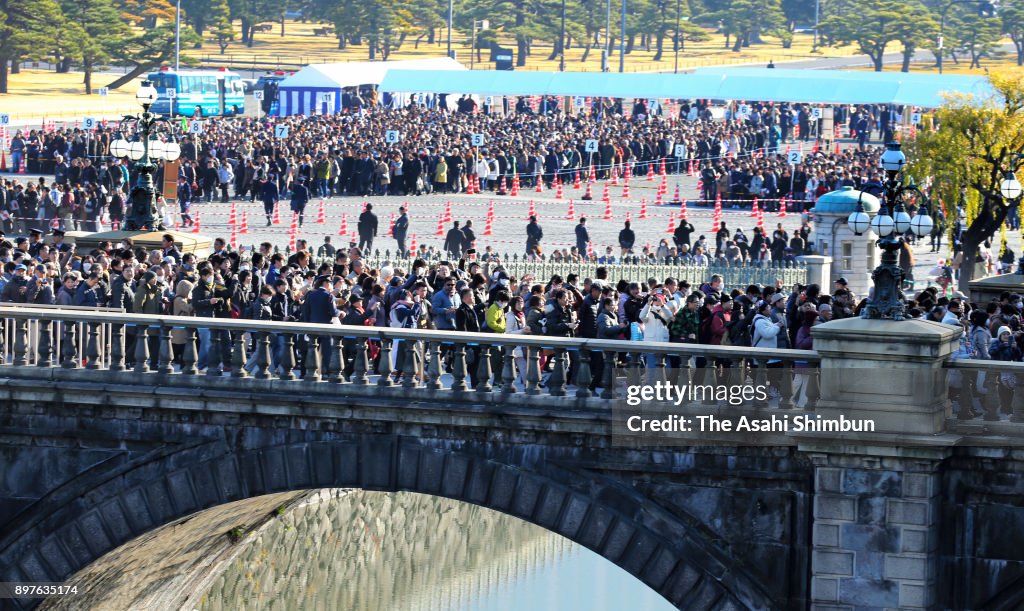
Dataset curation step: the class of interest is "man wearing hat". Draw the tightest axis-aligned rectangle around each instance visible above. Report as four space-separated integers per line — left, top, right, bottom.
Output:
51 228 71 254
290 176 310 227
27 264 55 305
27 229 44 258
1 264 31 303
302 275 341 374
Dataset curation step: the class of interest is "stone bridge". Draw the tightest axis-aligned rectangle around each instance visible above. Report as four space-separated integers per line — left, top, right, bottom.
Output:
0 309 1022 610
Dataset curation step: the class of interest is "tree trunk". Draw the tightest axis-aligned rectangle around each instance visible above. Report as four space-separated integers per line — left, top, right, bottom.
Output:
1016 40 1024 65
57 57 72 73
106 64 152 90
248 28 256 48
724 33 730 49
731 35 742 52
517 37 528 66
581 37 592 62
337 36 346 49
369 39 377 60
10 59 19 75
428 28 435 44
653 32 664 61
625 34 635 54
958 198 1010 292
241 20 251 44
546 38 560 61
901 46 913 72
872 51 884 71
280 16 286 37
0 59 8 94
83 61 92 95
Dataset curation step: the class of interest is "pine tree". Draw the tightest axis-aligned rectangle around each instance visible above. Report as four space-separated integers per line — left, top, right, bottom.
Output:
0 0 64 93
61 0 130 94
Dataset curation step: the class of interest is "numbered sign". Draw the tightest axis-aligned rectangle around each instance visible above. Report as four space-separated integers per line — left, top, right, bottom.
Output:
484 96 493 106
811 107 822 120
675 144 687 158
738 104 750 116
787 151 803 165
166 88 176 99
253 90 264 101
647 98 657 109
82 117 96 130
585 139 599 153
385 130 401 144
318 92 335 104
98 87 109 97
0 114 9 127
189 120 204 135
575 96 585 108
910 112 921 124
274 125 289 139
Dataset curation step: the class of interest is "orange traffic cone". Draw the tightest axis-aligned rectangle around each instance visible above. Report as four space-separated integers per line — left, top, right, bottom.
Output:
602 183 611 205
443 201 452 223
497 175 507 196
625 211 632 224
0 150 7 172
511 174 520 196
778 196 789 218
751 197 760 217
687 159 695 176
581 181 594 201
338 213 348 236
680 199 687 219
671 184 682 206
573 171 581 189
18 155 26 174
646 164 655 181
666 211 676 234
588 165 596 183
639 198 648 219
566 199 576 220
288 212 298 251
228 201 237 226
465 176 475 195
239 210 249 234
230 223 238 249
191 209 201 234
316 199 326 224
622 182 630 200
526 199 536 219
483 215 493 236
555 177 564 200
610 165 619 186
603 198 613 220
387 212 395 237
535 176 544 193
659 158 666 176
435 213 445 236
272 203 281 225
409 234 417 256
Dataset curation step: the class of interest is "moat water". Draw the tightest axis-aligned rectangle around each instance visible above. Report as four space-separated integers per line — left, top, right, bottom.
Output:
197 490 675 611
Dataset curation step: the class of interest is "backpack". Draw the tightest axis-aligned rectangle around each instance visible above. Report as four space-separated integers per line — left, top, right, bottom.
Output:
727 308 758 347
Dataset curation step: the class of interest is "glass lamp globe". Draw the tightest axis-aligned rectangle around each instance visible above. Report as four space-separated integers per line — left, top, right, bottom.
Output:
109 138 130 159
136 82 158 106
910 211 934 237
148 139 166 160
893 208 912 234
847 210 871 236
879 142 906 173
164 141 181 162
870 212 895 237
128 140 146 161
1001 173 1022 201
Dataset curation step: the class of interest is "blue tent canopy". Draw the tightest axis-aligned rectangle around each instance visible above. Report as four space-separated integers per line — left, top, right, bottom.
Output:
379 67 993 108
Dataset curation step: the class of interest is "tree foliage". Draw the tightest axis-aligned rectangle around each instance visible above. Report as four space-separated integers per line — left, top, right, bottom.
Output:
819 0 932 71
0 0 64 93
906 73 1024 289
61 0 130 93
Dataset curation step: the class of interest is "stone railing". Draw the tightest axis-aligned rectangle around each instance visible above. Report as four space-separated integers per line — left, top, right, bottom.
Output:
341 255 809 291
0 307 817 407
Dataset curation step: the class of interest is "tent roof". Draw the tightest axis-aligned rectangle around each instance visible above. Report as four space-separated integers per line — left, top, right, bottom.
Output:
281 57 465 90
379 67 993 108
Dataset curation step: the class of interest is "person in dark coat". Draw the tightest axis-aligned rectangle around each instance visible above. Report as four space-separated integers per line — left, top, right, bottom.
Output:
673 218 695 250
290 178 310 227
260 177 279 227
461 220 476 255
526 216 543 257
619 221 636 256
444 221 464 258
393 206 410 256
177 177 193 227
358 203 379 253
575 217 590 257
301 275 341 375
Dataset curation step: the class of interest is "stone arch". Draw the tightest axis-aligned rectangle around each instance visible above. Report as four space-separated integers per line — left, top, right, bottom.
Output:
0 436 780 610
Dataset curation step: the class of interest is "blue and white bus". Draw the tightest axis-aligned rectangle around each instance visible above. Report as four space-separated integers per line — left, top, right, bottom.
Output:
146 67 245 117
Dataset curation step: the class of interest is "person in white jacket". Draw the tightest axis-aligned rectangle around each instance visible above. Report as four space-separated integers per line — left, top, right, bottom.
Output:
751 300 782 348
640 289 674 381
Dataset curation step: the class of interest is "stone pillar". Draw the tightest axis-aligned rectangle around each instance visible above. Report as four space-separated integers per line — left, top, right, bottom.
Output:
805 448 947 610
811 318 960 435
804 317 962 609
798 255 832 291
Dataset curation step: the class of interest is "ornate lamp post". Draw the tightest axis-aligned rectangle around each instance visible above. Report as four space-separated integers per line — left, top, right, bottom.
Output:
999 153 1024 273
109 81 181 231
847 141 934 320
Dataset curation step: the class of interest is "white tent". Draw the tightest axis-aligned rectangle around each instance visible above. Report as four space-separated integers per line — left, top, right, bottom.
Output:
277 57 465 116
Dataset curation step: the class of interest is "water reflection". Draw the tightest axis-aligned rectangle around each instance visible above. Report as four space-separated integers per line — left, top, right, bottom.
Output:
198 489 675 611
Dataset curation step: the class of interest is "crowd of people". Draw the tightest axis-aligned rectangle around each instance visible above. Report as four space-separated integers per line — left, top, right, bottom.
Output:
0 97 929 240
0 226 1017 413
